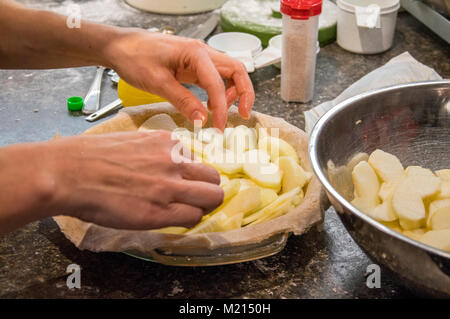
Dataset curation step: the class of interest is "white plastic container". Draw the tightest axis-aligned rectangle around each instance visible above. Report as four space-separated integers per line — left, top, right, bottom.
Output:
336 0 400 54
207 32 262 73
280 0 322 103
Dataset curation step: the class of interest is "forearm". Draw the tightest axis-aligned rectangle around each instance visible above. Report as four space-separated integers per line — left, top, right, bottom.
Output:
0 142 56 234
0 0 121 69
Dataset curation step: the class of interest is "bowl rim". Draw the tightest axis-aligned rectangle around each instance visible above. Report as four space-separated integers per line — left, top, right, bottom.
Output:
309 80 450 260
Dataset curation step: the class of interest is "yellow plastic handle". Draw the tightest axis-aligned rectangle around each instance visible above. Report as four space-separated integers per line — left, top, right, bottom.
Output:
117 79 167 107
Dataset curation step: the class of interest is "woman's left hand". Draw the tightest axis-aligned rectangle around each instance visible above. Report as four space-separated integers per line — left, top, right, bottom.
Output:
104 30 255 131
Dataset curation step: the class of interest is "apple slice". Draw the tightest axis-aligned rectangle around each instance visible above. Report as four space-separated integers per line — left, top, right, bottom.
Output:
221 179 241 202
347 152 369 172
253 200 294 225
138 114 178 131
219 174 229 186
350 161 380 213
378 176 405 201
197 127 224 145
243 187 300 225
292 193 304 206
405 166 441 197
173 129 203 161
278 156 312 193
236 178 258 191
243 149 270 164
260 188 279 207
369 199 397 222
204 148 242 175
245 187 279 217
374 179 402 222
221 187 261 218
392 180 426 230
225 125 257 153
243 162 283 191
381 220 403 233
427 199 450 230
258 136 300 164
186 211 229 234
392 172 440 230
368 149 405 182
406 166 435 177
437 181 450 199
419 229 450 252
208 161 242 175
436 169 450 180
435 169 450 199
402 228 426 241
220 212 244 231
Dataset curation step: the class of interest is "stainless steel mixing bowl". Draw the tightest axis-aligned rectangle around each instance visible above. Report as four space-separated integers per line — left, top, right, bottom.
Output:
309 80 450 297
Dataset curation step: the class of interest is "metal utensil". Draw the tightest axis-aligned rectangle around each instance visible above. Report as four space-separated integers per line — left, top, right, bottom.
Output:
108 70 120 85
82 66 105 114
85 98 123 122
309 80 450 297
159 26 175 35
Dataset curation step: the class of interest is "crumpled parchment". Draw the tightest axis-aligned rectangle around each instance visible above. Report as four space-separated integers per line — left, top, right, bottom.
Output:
304 52 443 134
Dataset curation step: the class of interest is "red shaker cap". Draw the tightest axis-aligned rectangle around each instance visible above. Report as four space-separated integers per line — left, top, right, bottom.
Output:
280 0 322 20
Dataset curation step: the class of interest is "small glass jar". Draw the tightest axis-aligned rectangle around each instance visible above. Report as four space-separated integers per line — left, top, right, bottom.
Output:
280 0 322 103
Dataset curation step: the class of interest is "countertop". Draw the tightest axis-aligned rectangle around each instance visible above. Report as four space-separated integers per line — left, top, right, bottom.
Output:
0 0 449 299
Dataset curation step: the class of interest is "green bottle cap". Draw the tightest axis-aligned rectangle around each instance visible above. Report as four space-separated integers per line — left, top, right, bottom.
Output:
67 96 84 111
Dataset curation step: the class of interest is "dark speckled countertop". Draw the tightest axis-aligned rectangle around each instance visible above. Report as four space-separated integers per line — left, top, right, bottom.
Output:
0 0 449 299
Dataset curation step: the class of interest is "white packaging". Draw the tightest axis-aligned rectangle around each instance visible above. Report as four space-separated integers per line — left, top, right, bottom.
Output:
337 0 400 54
304 52 443 134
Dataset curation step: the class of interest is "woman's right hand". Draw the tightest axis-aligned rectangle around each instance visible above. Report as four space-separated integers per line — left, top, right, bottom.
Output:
0 131 224 233
50 131 224 230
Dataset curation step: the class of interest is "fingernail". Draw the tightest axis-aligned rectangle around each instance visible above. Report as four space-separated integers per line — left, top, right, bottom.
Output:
191 111 206 125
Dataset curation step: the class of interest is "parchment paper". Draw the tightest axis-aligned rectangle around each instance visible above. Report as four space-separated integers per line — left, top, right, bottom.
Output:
54 103 324 254
304 52 443 134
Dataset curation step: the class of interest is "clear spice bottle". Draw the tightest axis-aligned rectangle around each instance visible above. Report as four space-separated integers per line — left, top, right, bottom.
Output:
280 0 322 103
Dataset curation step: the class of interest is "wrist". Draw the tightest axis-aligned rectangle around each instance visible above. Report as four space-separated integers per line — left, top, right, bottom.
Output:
98 27 134 70
0 142 57 232
100 27 160 71
84 24 127 69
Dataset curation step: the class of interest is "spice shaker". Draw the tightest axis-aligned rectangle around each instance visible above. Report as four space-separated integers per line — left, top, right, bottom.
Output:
280 0 322 103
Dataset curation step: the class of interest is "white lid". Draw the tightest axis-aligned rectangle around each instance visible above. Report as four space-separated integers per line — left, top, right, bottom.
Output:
337 0 400 14
207 32 262 56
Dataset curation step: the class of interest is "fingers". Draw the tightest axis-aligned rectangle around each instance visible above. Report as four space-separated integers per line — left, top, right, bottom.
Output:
230 65 255 119
225 79 238 107
162 203 204 228
192 50 228 131
180 162 220 185
157 76 208 127
172 180 224 213
144 202 206 229
207 48 255 119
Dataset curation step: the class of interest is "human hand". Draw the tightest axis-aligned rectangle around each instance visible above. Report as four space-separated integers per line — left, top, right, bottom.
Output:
39 131 224 230
104 30 255 131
